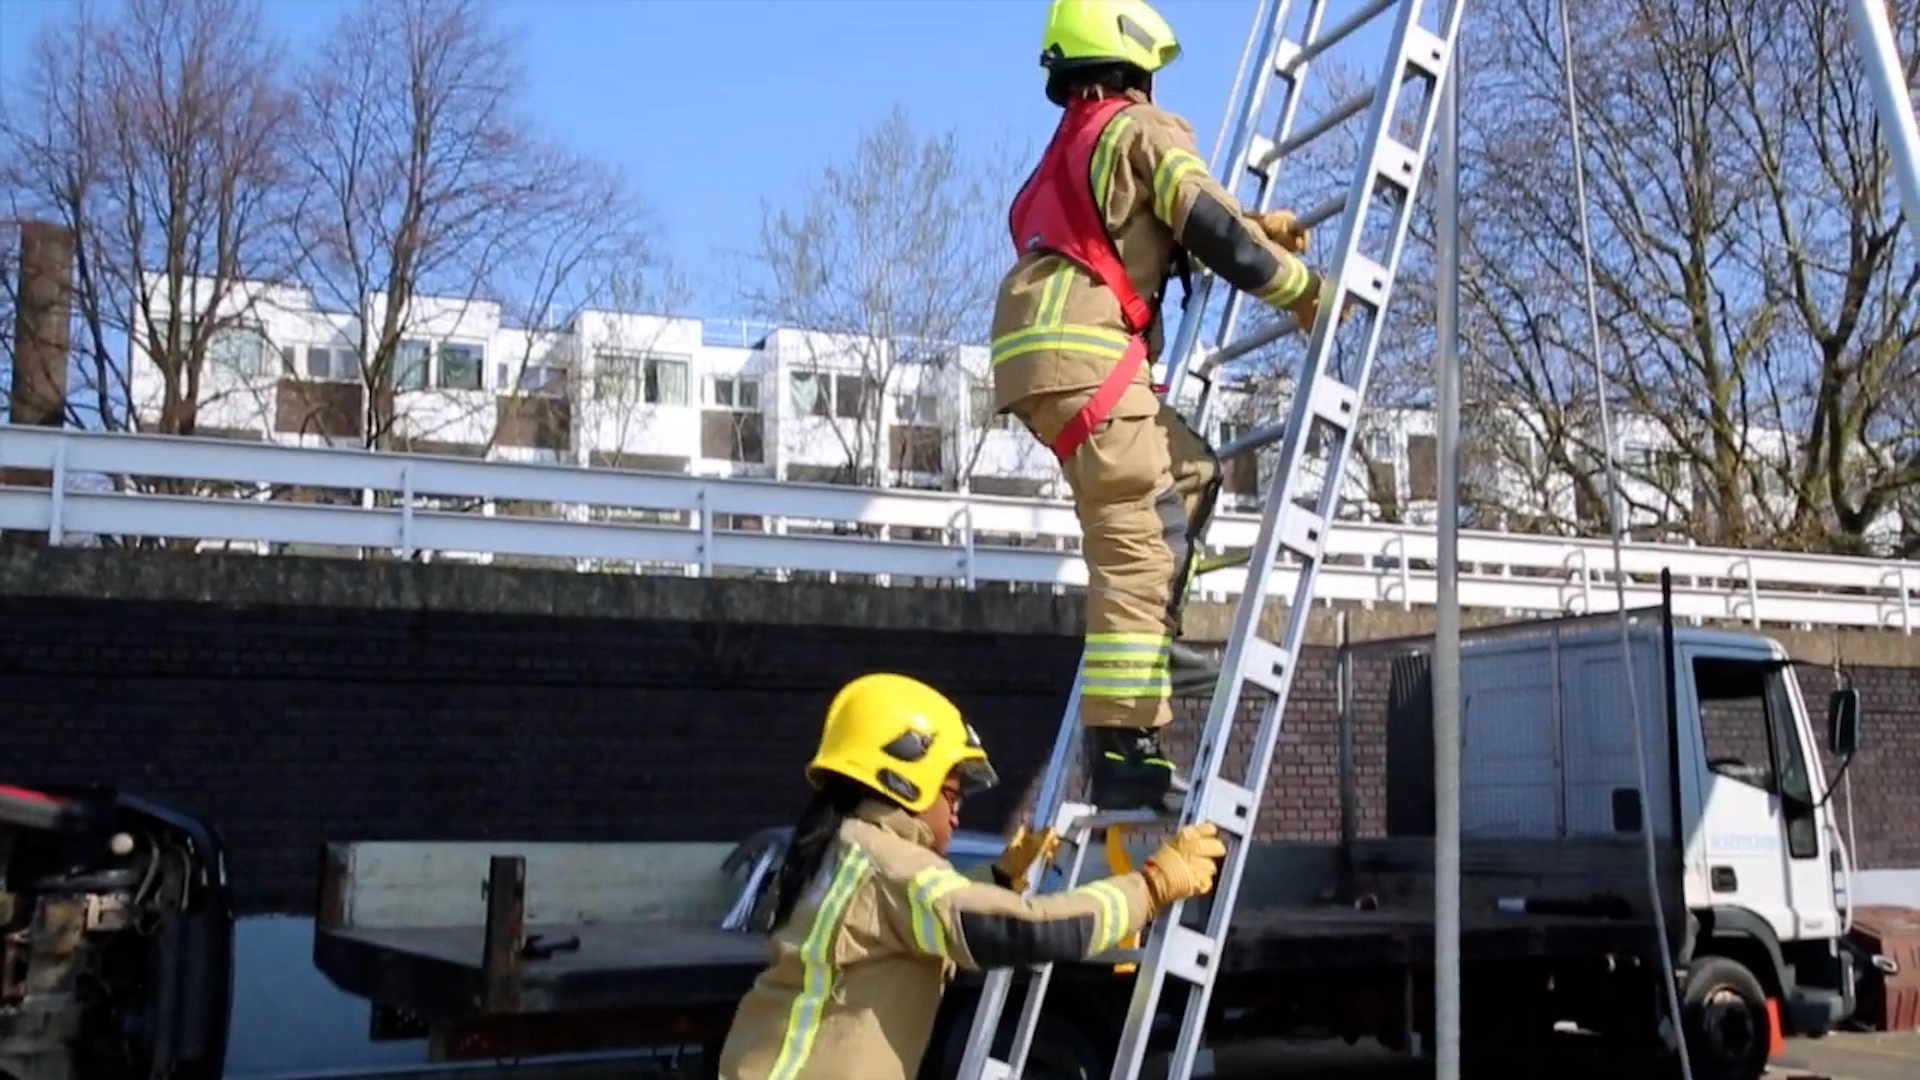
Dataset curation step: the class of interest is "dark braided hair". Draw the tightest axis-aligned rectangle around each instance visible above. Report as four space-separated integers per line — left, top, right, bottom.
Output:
768 775 876 932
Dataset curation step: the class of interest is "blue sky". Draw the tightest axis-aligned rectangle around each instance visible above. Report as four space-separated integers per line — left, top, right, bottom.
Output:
0 0 1342 321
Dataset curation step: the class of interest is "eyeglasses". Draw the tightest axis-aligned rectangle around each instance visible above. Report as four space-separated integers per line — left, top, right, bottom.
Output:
939 786 965 812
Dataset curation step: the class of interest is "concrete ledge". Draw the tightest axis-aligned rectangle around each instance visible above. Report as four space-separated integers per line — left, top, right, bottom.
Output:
3 545 1914 664
0 545 1082 636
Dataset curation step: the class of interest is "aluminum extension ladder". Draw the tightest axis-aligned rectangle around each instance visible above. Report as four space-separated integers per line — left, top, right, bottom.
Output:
956 3 1468 1080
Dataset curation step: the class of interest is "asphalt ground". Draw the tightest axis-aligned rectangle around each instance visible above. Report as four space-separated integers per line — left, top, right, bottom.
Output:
314 1031 1919 1080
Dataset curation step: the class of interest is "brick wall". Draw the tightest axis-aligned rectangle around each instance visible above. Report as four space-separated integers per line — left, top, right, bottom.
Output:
4 595 1089 912
3 565 1915 914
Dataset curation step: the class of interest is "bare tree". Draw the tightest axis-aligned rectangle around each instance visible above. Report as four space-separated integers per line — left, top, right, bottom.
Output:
743 105 1024 489
0 0 298 438
1457 0 1919 552
288 0 665 453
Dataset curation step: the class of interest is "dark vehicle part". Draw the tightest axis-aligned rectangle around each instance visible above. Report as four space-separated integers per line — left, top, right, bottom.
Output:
1847 905 1920 1032
0 783 234 1080
1681 954 1774 1080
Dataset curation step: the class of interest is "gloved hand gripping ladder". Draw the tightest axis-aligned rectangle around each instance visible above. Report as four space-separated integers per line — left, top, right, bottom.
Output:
955 3 1469 1080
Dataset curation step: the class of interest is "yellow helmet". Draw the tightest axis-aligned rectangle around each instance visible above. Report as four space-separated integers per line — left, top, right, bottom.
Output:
1039 0 1182 76
806 673 999 813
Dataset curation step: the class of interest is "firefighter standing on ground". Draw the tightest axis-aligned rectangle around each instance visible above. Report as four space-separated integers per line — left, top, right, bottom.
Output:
990 0 1332 814
716 672 1228 1080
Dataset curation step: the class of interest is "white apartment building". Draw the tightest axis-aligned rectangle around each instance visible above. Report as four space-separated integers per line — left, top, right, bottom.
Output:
123 275 1908 549
127 277 1070 497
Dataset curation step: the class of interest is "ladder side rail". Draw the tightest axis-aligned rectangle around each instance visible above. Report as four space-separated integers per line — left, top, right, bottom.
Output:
953 684 1086 1080
995 820 1102 1078
1105 3 1469 1078
1158 1 1304 410
1184 0 1343 426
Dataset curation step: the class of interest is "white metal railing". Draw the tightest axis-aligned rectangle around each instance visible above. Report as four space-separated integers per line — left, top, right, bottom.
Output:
1 426 1913 633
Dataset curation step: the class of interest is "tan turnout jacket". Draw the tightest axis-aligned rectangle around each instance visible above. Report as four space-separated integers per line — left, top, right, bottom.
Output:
717 801 1154 1080
991 89 1321 411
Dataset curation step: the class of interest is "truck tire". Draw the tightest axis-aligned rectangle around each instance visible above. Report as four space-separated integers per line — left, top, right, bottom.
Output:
1681 955 1773 1080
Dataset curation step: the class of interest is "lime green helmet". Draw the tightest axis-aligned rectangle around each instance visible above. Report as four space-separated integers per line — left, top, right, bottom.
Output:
1039 0 1182 79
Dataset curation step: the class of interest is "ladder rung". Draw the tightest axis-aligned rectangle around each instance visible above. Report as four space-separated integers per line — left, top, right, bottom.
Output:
1403 24 1451 79
1279 503 1328 561
1343 253 1392 308
1064 807 1167 838
1196 778 1256 837
1217 420 1284 462
1278 0 1401 76
1202 318 1296 374
1162 924 1218 985
1297 191 1350 232
1271 87 1376 162
1240 635 1291 696
1308 378 1360 432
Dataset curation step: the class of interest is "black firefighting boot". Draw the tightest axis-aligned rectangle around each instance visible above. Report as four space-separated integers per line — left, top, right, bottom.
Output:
1083 727 1191 815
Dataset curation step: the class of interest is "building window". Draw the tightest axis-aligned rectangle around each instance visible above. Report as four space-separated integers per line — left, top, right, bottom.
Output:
395 339 431 391
893 390 940 425
208 326 272 376
520 365 569 398
437 342 485 391
834 374 873 422
305 345 357 382
595 350 688 405
709 374 760 411
789 372 831 418
969 382 994 428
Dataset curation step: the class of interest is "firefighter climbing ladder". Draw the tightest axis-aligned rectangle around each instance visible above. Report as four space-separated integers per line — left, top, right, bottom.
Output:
956 2 1468 1080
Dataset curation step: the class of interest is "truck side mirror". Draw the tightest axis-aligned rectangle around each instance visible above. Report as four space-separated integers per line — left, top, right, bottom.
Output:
1826 688 1862 757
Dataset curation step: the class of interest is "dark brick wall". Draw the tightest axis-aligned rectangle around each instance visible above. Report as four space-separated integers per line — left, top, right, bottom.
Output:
4 590 1915 914
4 595 1086 913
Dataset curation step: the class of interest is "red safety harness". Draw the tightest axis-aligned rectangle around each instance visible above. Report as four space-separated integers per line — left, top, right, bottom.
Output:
1007 95 1159 463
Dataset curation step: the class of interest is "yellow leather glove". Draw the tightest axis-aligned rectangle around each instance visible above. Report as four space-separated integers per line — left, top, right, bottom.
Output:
1285 273 1358 334
994 824 1060 893
1140 823 1228 910
1254 208 1311 254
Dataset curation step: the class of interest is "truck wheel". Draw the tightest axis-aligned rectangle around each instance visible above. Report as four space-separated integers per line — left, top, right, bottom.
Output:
1682 956 1773 1080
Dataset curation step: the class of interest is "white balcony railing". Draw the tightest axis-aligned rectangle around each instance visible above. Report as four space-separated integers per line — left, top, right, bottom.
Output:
0 426 1913 633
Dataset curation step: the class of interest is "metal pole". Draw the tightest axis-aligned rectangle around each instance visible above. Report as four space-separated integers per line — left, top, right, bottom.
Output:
1431 36 1465 1080
1846 0 1920 247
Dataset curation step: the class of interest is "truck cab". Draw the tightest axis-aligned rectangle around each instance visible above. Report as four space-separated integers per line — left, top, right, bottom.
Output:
1671 629 1863 1051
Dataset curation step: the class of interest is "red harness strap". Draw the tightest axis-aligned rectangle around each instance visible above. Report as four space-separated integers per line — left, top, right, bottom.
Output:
1008 96 1157 463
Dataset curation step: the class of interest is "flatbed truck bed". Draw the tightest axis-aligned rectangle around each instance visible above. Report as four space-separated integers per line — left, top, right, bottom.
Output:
311 832 1666 1072
319 903 1649 1016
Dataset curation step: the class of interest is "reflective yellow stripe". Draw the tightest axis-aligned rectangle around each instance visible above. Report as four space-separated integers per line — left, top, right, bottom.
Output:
1036 264 1074 324
1082 631 1168 662
1152 147 1206 225
1089 112 1136 210
990 323 1133 367
1081 632 1172 700
1256 259 1313 308
1081 672 1173 699
767 847 871 1080
905 865 973 957
1076 879 1132 953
